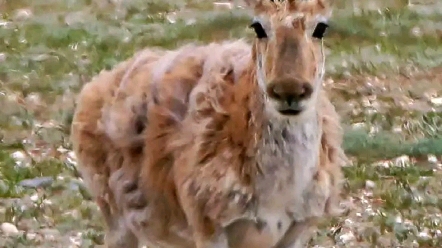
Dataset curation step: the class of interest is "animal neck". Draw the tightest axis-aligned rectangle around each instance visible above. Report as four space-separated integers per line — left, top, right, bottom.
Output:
258 92 322 173
230 46 323 185
240 58 323 177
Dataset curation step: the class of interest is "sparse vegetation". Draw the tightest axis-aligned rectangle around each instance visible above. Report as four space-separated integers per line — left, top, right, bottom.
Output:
0 0 441 247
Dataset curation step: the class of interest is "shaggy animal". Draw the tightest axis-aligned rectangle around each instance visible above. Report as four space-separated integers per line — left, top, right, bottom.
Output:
70 0 347 247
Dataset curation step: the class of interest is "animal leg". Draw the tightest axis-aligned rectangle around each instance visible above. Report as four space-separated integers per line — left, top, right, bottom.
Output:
177 188 229 248
98 168 143 248
276 168 338 248
273 219 317 248
186 210 229 248
105 227 138 248
225 219 274 248
196 231 229 248
94 195 139 248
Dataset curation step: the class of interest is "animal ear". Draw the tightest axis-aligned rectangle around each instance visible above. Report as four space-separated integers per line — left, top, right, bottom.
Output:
243 0 261 8
288 0 333 17
244 0 273 13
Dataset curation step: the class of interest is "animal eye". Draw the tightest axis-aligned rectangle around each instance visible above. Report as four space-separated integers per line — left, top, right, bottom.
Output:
312 22 329 39
250 21 268 39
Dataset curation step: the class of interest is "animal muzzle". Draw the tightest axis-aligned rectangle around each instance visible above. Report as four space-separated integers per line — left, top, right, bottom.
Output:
266 78 314 115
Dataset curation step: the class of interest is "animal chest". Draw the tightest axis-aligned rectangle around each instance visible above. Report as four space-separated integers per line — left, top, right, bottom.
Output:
253 120 321 245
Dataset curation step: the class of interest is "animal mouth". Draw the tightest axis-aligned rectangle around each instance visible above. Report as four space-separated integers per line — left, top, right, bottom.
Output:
278 108 303 116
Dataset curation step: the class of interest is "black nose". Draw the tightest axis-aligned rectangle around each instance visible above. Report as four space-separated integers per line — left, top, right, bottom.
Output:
267 80 313 106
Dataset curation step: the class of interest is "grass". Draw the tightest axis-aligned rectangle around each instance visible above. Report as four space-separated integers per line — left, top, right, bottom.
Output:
0 0 442 247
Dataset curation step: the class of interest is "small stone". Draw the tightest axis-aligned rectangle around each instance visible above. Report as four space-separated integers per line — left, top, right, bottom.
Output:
13 8 33 22
166 12 177 24
213 2 234 10
339 232 355 243
410 26 422 37
418 230 431 240
394 155 410 167
352 122 366 129
19 177 54 189
365 180 376 189
11 151 27 166
40 228 60 241
70 234 82 246
0 53 6 63
26 232 37 240
1 222 19 236
430 97 442 106
68 181 80 191
30 193 39 202
344 218 354 225
428 154 438 164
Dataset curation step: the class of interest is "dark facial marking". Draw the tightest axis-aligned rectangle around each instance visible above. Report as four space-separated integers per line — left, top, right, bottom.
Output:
255 219 267 232
281 127 289 140
250 21 268 39
312 22 329 39
126 191 148 209
277 221 282 230
123 180 138 193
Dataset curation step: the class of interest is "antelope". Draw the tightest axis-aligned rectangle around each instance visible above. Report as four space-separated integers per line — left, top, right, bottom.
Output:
70 0 346 247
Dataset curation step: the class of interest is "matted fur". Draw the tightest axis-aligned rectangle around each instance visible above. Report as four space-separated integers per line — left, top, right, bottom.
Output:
71 1 346 247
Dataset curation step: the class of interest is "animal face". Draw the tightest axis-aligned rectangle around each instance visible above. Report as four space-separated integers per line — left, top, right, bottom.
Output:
245 0 330 117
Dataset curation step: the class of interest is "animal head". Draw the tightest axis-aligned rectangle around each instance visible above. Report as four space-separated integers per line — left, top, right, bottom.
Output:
244 0 331 118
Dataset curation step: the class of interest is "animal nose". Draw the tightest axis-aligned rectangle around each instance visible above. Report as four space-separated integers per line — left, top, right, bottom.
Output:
266 80 313 105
